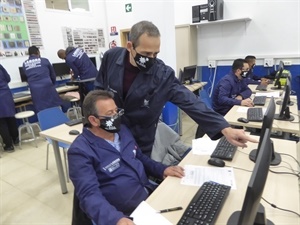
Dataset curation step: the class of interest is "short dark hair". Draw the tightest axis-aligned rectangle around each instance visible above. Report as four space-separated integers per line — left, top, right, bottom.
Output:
28 46 39 55
232 58 247 71
129 21 160 48
245 55 256 63
82 90 114 127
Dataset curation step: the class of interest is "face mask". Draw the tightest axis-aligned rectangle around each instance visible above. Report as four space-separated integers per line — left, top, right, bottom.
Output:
99 116 121 133
133 51 156 72
241 71 248 78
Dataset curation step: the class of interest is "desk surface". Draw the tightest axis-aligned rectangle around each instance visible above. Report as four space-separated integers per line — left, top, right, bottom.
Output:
146 137 300 224
184 82 207 92
13 85 78 104
248 84 284 94
224 96 300 135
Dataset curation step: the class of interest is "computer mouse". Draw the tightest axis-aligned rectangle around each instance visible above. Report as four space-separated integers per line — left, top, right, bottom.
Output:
237 117 249 123
69 130 80 135
208 158 225 167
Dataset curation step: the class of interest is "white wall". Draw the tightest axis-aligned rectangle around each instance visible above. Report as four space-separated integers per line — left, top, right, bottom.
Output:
1 0 107 88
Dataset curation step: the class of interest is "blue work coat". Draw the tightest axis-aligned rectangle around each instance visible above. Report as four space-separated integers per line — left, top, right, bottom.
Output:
94 47 229 156
212 72 252 116
23 55 63 112
0 65 15 118
65 48 98 80
68 125 167 225
245 69 260 85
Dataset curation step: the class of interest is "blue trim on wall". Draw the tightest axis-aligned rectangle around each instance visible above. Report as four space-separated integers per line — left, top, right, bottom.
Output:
201 64 300 109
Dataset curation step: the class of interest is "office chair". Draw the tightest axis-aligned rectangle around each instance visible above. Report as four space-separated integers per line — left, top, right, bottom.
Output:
195 89 212 139
37 107 70 182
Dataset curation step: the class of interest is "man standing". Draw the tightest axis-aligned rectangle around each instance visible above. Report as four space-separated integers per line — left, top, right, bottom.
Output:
23 46 62 113
68 90 184 225
0 64 19 152
212 58 253 116
94 20 256 157
57 47 98 92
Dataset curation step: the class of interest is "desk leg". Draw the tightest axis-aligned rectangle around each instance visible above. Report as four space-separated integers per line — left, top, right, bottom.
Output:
52 140 68 194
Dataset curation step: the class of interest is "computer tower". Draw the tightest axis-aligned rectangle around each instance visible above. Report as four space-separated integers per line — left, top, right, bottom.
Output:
192 5 200 23
200 4 208 21
208 0 224 21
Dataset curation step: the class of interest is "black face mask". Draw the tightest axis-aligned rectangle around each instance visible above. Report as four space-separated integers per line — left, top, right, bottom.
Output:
133 51 156 72
99 116 121 133
241 71 249 78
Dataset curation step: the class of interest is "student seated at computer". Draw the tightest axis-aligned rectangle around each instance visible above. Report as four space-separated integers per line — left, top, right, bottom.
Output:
212 59 253 116
244 55 269 85
68 90 184 225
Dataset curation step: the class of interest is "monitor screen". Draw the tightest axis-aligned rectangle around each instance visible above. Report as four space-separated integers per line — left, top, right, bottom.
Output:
249 97 281 165
89 57 97 67
52 63 71 77
271 61 284 90
182 65 197 84
178 68 184 83
18 67 27 82
276 76 294 106
274 83 294 121
227 128 274 225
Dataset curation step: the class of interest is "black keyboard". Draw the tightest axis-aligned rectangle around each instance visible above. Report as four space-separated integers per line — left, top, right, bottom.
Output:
253 96 267 106
210 136 237 161
65 118 82 126
247 108 263 122
255 84 267 91
177 181 231 225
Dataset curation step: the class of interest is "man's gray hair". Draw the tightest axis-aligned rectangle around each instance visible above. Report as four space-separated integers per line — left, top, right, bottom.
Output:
129 21 160 48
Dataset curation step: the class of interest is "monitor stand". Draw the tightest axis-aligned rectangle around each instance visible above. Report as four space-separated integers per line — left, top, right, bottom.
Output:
249 141 281 166
227 204 275 225
274 107 294 121
275 100 294 106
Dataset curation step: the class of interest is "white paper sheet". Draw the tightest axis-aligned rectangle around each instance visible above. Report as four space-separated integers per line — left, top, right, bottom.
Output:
192 137 219 155
255 91 280 98
130 201 173 225
181 165 236 189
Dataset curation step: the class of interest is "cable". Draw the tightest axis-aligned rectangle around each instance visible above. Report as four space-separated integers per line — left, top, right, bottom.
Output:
269 169 300 178
231 166 252 173
262 197 300 217
279 153 300 167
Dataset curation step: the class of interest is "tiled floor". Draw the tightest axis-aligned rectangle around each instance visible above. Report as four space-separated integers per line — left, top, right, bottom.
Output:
0 112 298 225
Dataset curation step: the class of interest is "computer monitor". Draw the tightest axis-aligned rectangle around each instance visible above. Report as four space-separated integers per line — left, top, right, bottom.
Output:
270 61 284 90
274 83 294 121
18 67 27 82
52 62 71 78
276 75 294 106
178 68 184 82
249 97 281 166
181 65 197 84
89 57 97 67
227 128 274 225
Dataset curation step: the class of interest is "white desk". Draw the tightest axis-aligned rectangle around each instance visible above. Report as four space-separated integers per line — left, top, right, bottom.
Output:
248 84 284 94
146 138 300 224
39 123 82 194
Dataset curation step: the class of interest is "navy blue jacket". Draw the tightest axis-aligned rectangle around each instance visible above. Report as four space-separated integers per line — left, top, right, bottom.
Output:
245 69 260 85
68 125 168 225
212 72 252 116
94 47 229 156
0 65 15 118
65 48 98 80
23 55 63 112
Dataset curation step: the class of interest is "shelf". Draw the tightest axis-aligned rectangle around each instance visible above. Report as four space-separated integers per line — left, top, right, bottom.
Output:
191 17 251 27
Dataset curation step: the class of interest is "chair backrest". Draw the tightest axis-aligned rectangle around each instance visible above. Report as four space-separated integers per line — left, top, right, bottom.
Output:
37 107 70 131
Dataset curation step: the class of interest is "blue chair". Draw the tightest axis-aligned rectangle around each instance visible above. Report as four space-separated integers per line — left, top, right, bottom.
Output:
37 107 70 182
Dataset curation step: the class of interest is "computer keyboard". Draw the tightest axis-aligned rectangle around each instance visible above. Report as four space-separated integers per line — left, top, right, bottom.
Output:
210 136 237 161
255 84 267 91
65 118 83 126
247 108 263 122
253 96 267 106
177 181 231 225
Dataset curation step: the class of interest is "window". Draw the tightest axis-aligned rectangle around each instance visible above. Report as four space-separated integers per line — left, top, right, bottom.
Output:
45 0 89 11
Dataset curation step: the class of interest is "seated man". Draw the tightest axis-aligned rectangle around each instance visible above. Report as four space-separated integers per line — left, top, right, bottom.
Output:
68 90 184 225
244 55 269 85
212 58 253 116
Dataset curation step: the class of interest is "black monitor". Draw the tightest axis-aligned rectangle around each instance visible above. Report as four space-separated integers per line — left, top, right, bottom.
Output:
274 83 294 121
270 61 284 90
89 57 97 67
178 68 184 83
276 75 294 106
18 67 27 82
181 65 197 84
249 97 281 166
227 128 274 225
52 62 71 78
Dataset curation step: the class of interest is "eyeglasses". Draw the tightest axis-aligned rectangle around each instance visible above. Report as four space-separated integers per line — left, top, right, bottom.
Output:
94 108 124 120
